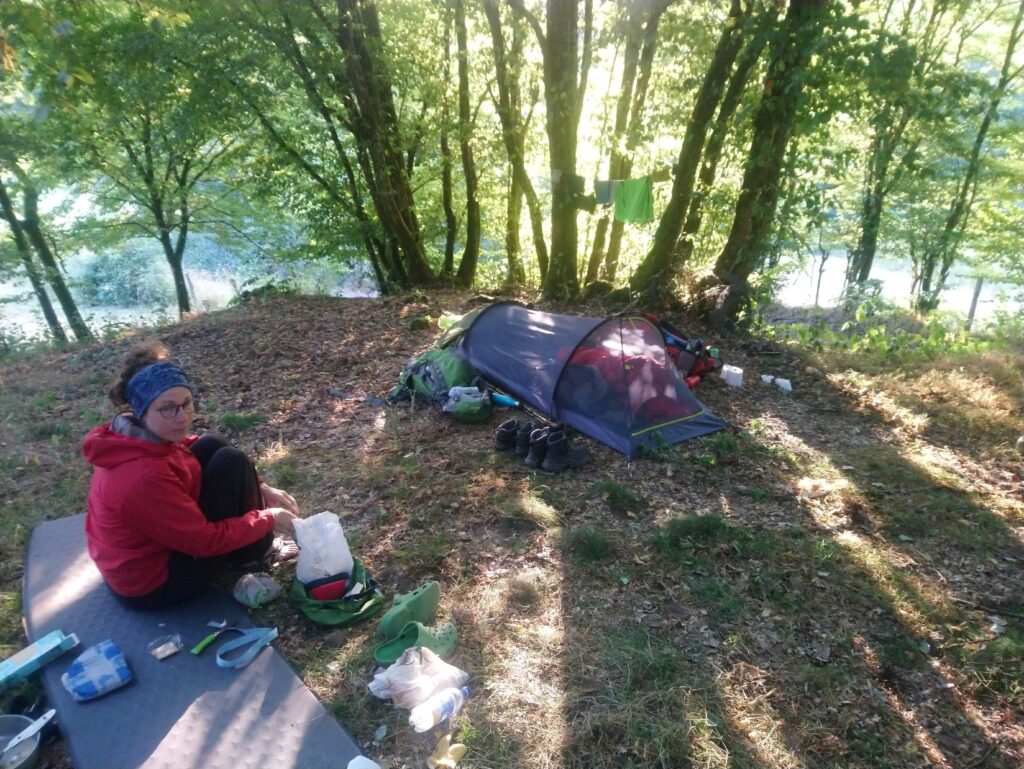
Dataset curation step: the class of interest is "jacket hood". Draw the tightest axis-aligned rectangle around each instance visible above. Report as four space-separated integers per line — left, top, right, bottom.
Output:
83 415 172 470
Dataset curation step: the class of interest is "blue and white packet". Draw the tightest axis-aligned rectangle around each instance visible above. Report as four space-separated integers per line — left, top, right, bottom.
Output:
61 640 132 701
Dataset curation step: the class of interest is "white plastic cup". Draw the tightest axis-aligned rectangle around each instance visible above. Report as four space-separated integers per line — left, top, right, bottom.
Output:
761 374 775 384
721 365 743 388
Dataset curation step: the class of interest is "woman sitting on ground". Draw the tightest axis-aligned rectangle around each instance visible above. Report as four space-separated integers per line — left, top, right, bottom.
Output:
83 342 300 609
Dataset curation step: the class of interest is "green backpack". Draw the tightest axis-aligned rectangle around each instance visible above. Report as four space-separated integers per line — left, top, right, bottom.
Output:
398 347 476 403
289 557 387 628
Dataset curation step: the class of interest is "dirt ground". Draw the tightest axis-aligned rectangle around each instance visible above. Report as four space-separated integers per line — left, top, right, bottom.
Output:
1 292 1022 769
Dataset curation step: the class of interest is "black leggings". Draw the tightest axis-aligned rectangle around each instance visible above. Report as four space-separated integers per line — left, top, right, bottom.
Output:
115 435 274 610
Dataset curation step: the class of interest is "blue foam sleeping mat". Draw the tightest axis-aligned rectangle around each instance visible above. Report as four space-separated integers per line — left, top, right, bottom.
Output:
23 514 365 769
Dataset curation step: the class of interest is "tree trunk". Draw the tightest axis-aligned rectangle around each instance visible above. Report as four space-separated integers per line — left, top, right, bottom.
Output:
453 0 480 288
846 107 910 286
604 1 668 283
483 0 546 282
674 29 767 269
586 1 667 284
630 0 751 299
708 0 829 327
440 7 457 279
542 0 580 300
965 276 983 331
242 13 400 291
334 0 433 285
19 186 93 341
144 189 192 317
0 179 68 344
585 216 609 285
505 173 527 286
913 0 1023 312
845 0 958 288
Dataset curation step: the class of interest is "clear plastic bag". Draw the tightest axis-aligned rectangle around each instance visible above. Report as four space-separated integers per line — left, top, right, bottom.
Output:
293 511 354 583
147 634 184 660
367 646 470 710
233 572 284 608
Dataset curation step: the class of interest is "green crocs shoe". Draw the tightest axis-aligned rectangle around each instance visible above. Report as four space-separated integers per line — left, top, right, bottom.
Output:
376 580 442 639
372 621 458 666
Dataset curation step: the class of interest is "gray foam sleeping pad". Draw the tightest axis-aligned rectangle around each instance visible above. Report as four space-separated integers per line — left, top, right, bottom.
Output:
23 514 366 769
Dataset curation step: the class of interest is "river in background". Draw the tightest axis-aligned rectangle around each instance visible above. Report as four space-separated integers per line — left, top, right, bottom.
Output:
0 265 378 342
778 251 1019 323
2 252 1020 342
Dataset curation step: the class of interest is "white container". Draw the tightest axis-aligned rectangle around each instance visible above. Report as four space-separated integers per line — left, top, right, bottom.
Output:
721 364 743 387
775 378 792 393
293 511 354 583
760 374 775 384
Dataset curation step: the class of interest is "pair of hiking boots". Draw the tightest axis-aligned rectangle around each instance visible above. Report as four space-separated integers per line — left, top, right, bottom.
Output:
494 418 588 473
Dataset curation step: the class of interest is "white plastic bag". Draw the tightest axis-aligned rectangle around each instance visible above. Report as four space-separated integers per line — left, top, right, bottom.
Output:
367 646 470 710
293 511 354 583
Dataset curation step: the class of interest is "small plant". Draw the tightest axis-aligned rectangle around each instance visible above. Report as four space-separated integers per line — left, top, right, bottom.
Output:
71 247 172 307
505 576 542 609
228 278 298 306
696 431 739 467
589 479 649 515
28 392 58 413
654 514 733 555
637 432 678 463
498 490 561 530
394 532 452 567
218 412 266 432
262 456 305 492
965 629 1024 699
566 526 616 562
736 486 771 502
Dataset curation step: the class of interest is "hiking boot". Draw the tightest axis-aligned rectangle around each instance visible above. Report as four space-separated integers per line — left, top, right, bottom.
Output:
514 421 536 457
541 430 590 473
495 418 520 451
524 427 550 469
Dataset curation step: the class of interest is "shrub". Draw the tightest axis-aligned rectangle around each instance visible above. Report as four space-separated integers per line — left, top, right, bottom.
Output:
72 248 172 307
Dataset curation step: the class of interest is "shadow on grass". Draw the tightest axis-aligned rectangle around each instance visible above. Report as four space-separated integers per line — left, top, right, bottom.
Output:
3 297 1022 769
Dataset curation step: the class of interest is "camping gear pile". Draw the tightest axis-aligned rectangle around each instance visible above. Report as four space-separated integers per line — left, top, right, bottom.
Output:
390 302 727 458
647 314 724 389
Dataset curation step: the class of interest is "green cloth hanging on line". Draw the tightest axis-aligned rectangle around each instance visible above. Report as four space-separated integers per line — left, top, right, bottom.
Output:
614 176 654 223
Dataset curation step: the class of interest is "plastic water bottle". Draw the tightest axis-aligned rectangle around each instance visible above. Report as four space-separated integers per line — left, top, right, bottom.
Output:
408 686 471 732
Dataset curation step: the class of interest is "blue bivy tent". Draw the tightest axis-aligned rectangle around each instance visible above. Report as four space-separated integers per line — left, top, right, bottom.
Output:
452 302 727 458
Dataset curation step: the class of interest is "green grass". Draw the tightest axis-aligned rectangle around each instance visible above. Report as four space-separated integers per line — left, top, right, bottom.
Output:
588 479 649 515
2 297 1023 769
458 721 523 768
565 526 617 562
217 412 267 432
653 513 733 553
497 489 562 529
961 628 1024 699
393 531 452 568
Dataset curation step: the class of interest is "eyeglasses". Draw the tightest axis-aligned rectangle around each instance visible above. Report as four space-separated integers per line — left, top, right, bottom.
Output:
155 399 195 420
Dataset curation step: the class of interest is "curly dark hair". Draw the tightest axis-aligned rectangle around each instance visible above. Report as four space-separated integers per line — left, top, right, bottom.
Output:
108 342 170 410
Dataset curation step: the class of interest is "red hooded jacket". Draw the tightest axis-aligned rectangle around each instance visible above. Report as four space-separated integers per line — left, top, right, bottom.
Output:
82 416 275 597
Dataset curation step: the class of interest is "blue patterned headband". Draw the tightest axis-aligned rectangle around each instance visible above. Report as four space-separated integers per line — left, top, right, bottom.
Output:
125 362 195 418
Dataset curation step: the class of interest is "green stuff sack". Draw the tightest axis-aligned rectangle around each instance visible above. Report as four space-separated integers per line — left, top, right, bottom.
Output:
289 557 387 628
442 386 492 423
